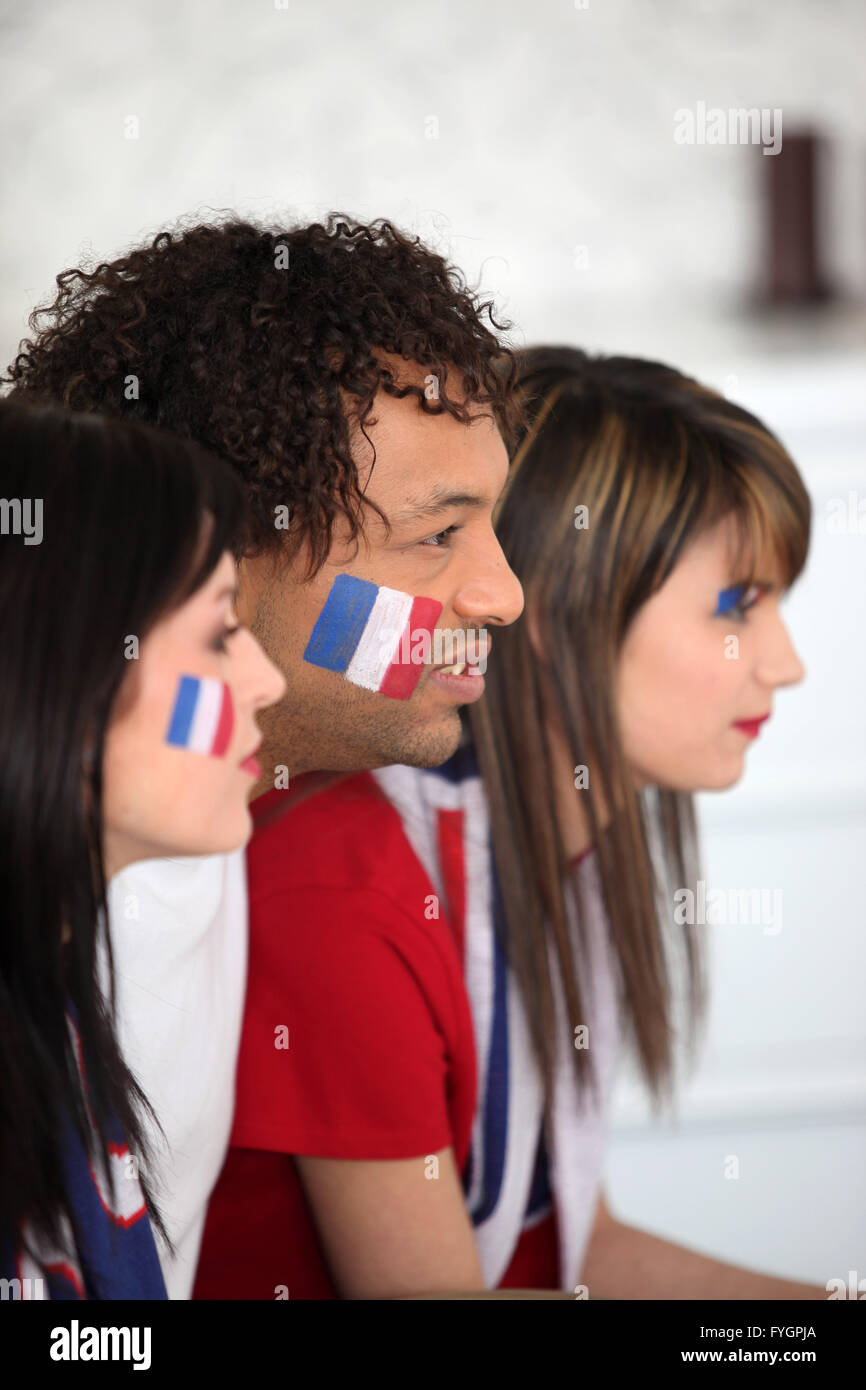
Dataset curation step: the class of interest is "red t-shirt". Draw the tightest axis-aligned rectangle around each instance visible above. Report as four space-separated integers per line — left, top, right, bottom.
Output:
194 772 559 1299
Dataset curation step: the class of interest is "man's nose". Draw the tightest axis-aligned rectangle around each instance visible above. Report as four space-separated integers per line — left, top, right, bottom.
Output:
452 539 525 628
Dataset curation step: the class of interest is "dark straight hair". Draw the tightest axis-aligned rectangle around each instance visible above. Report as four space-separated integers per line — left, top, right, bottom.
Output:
470 346 811 1112
0 397 247 1261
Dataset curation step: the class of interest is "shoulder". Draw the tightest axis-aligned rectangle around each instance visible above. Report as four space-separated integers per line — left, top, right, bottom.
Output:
247 773 464 1000
107 847 243 937
248 771 440 909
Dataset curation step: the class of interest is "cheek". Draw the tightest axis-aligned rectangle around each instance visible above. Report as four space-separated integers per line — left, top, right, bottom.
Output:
103 675 244 850
617 627 746 782
165 674 235 756
104 723 222 829
301 572 442 701
619 628 693 737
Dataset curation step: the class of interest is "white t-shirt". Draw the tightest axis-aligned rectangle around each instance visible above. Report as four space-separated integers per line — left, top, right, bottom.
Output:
104 848 247 1299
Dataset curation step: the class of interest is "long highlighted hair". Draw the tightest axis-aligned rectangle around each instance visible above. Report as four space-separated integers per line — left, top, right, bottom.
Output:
469 346 811 1110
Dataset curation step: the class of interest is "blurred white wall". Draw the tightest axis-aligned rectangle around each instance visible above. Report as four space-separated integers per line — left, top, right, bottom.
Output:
1 0 865 355
2 0 863 1289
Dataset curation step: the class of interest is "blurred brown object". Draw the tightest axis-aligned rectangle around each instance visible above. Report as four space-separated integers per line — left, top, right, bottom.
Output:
761 128 834 304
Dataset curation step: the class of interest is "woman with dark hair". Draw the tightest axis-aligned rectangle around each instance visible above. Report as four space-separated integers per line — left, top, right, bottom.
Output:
0 399 285 1299
195 346 825 1299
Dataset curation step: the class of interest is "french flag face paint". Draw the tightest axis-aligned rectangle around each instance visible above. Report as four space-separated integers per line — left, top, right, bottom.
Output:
303 574 443 700
165 674 235 757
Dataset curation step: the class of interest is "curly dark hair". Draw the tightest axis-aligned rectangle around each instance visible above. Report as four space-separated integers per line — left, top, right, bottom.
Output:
4 214 521 576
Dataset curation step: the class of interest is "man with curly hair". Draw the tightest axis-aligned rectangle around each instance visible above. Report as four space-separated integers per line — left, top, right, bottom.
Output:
5 213 524 1297
7 215 523 771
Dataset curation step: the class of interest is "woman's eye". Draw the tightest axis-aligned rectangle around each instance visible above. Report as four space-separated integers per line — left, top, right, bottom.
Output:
420 524 461 548
212 624 241 653
729 585 764 622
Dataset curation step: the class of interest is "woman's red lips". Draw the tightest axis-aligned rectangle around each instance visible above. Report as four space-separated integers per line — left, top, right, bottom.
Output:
239 740 262 776
733 714 771 739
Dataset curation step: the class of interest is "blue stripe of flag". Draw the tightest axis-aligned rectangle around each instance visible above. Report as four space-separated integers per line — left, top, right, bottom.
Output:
303 574 379 672
166 675 198 747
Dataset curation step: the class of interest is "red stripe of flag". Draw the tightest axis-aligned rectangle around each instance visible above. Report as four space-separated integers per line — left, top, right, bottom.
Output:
379 595 443 699
210 682 235 756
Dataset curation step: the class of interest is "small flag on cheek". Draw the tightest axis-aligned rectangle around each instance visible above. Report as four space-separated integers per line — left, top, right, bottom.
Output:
165 675 235 757
303 574 443 700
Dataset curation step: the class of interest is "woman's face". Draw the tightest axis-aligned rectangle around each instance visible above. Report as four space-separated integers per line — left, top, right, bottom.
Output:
101 551 286 877
616 513 805 792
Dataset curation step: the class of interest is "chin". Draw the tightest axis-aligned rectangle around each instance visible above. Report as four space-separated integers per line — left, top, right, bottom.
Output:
375 710 463 771
185 807 254 857
222 806 255 852
647 756 745 793
719 767 746 790
698 758 746 791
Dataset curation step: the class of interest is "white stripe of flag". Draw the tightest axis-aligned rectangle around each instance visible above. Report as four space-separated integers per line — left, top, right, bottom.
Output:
345 586 414 690
188 676 224 753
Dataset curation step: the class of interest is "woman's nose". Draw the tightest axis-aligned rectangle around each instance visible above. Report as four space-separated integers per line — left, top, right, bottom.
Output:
237 628 287 710
757 612 806 689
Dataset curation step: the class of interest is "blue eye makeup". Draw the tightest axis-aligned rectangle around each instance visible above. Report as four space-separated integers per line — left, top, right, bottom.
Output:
715 583 763 619
715 585 745 615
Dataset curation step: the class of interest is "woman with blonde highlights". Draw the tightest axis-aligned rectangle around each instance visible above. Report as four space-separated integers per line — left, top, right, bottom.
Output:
460 345 819 1296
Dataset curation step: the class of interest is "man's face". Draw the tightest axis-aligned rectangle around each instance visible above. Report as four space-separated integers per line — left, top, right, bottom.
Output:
238 360 525 778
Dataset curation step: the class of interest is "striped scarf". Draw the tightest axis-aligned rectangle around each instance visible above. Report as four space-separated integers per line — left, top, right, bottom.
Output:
372 735 621 1291
5 1010 167 1300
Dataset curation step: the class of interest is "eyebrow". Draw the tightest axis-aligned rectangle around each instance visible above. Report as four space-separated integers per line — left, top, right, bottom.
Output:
387 488 494 527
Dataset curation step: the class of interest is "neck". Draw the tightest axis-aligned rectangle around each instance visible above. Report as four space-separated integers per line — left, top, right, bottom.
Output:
102 831 133 884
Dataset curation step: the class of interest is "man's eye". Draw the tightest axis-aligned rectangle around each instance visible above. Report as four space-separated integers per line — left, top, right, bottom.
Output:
212 624 241 653
420 524 461 548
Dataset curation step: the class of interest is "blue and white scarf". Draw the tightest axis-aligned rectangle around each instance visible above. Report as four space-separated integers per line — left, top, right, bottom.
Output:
373 736 622 1291
3 1010 167 1301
